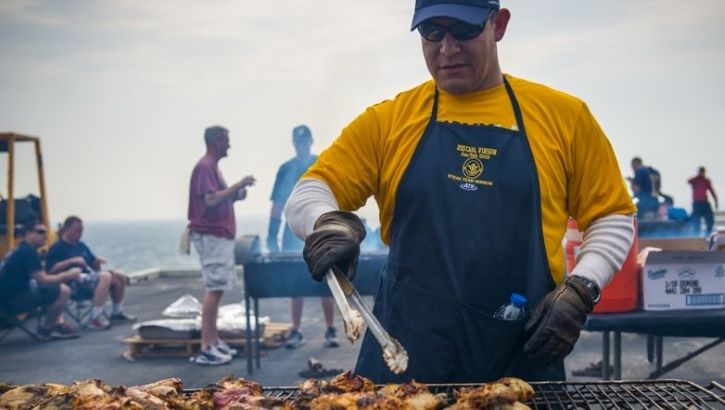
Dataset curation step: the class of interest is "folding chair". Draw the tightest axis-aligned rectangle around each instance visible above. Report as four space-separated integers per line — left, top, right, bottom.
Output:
0 306 43 342
64 297 110 329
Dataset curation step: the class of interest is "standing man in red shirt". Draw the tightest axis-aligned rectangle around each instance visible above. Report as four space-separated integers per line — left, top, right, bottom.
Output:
688 166 719 236
187 125 256 365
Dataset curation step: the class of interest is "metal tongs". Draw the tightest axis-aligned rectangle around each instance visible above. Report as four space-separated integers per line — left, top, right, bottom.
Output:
324 268 409 374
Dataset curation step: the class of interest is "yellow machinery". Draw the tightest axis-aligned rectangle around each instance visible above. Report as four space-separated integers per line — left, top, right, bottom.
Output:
0 132 55 256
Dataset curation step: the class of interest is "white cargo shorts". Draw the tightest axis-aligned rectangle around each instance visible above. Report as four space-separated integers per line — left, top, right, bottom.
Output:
190 232 236 292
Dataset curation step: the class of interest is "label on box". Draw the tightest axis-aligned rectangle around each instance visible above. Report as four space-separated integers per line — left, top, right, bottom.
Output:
643 251 725 311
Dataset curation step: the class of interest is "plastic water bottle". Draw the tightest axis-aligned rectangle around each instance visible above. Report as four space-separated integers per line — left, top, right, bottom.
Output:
494 293 528 321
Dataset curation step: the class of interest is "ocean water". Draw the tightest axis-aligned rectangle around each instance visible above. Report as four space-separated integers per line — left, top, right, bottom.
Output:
81 215 269 272
75 211 725 273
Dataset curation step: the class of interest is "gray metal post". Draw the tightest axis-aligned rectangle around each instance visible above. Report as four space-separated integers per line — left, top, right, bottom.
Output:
255 297 260 369
245 294 253 374
614 331 622 380
603 331 610 380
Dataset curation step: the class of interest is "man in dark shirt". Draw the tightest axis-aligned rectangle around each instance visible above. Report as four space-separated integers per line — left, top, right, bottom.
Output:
46 216 136 330
628 157 659 218
267 125 338 349
0 220 80 339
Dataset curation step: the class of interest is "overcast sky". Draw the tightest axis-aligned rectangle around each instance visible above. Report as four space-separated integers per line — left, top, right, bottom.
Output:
1 0 723 227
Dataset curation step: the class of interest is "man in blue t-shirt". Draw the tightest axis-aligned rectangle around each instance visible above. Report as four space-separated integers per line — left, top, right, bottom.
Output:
267 125 338 349
45 216 135 330
0 220 80 339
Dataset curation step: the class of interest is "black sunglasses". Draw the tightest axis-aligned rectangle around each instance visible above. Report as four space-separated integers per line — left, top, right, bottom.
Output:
34 228 48 235
417 20 487 42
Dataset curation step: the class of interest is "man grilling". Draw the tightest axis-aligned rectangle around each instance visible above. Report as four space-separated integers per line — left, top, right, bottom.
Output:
286 0 635 383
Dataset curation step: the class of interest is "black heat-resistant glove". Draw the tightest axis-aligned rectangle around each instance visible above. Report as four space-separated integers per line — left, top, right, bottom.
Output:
524 276 596 362
303 211 366 282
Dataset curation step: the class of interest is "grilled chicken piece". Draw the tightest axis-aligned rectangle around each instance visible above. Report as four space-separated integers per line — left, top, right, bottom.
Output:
70 379 114 399
299 378 326 398
78 396 145 410
0 383 68 409
122 387 171 410
299 371 375 397
310 392 409 410
207 378 265 409
212 378 264 396
218 395 292 410
296 372 375 409
33 380 152 410
0 383 16 395
377 381 445 410
447 378 533 410
163 389 214 410
495 378 534 402
38 393 144 410
0 380 143 410
327 371 376 394
295 378 328 409
131 378 183 399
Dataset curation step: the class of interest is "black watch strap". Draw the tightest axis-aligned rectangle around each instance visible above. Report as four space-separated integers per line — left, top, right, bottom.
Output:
571 275 601 304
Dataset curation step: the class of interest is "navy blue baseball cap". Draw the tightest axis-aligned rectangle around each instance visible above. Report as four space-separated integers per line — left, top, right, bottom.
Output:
411 0 500 30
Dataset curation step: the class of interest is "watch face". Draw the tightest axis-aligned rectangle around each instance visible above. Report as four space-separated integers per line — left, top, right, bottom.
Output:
574 276 600 303
587 282 601 302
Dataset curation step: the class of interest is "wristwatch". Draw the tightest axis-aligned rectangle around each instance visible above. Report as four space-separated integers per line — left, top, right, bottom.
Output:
571 275 601 304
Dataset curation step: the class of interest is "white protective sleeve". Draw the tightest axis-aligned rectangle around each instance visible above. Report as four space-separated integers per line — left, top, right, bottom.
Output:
284 178 339 239
571 214 636 289
285 178 635 290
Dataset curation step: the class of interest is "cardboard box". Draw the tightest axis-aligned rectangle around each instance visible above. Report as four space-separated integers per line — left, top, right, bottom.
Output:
638 237 708 252
643 251 725 311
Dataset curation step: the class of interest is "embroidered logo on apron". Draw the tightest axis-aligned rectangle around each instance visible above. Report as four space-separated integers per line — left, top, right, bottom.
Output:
448 144 497 190
462 158 484 178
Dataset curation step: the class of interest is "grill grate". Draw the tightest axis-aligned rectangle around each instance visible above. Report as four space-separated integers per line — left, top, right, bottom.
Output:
256 380 725 409
525 380 724 409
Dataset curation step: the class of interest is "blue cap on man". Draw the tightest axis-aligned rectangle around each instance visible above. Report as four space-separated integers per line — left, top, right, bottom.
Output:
411 0 500 30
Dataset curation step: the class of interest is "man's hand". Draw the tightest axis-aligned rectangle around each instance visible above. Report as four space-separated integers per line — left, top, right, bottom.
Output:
524 276 595 362
94 256 108 271
303 211 366 281
62 267 83 282
235 175 256 189
232 175 255 201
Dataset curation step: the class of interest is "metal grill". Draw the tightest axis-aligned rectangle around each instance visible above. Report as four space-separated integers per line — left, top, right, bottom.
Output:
258 380 725 409
525 380 724 410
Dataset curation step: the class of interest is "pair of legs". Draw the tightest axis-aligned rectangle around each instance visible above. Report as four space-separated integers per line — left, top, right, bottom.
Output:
7 283 70 330
90 270 127 309
42 284 71 330
635 193 659 219
191 232 236 352
691 201 715 235
201 289 224 351
290 297 335 330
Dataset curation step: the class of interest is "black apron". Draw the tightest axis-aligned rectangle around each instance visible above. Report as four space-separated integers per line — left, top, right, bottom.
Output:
354 77 565 383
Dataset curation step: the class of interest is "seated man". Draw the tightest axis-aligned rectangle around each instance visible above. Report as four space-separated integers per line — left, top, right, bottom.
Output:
45 216 135 329
0 220 81 340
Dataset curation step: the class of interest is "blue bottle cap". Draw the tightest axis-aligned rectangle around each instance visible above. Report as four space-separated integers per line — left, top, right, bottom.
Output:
510 293 527 307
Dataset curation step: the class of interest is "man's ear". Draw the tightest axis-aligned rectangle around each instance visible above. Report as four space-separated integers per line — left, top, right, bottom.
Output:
493 8 511 42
